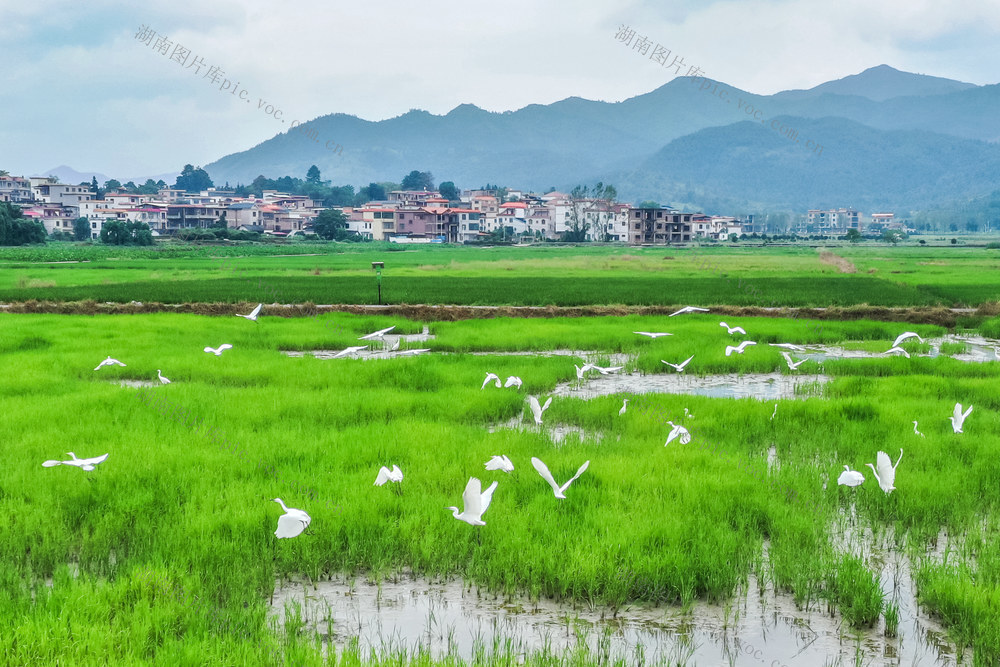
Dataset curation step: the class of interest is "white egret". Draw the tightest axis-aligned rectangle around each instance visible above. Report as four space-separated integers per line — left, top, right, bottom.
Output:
725 341 757 356
684 407 693 419
574 363 596 379
360 325 396 341
770 404 778 421
481 372 501 390
94 356 126 371
781 352 805 370
950 403 973 433
892 332 923 348
591 365 623 375
661 355 694 372
446 477 498 525
504 376 523 389
885 346 910 358
530 457 589 499
388 338 401 351
272 498 311 538
634 331 672 338
619 398 629 416
236 303 263 322
913 421 924 437
42 452 109 471
669 306 709 317
484 455 514 473
157 369 171 385
837 465 865 487
204 344 233 356
665 421 691 445
769 343 806 351
527 396 553 424
719 322 746 335
331 345 367 359
374 465 403 486
866 449 902 494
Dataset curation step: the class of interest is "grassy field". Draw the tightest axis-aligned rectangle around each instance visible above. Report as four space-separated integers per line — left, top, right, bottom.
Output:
3 310 1000 664
2 243 1000 306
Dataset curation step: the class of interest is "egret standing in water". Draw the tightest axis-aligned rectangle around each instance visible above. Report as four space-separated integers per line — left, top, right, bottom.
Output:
619 399 629 416
157 369 171 385
913 421 924 437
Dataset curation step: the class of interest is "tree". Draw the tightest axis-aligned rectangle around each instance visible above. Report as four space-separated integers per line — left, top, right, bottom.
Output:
138 179 160 195
844 228 862 243
104 179 122 192
639 200 660 208
401 170 434 191
439 181 459 201
174 164 214 192
564 182 617 242
728 233 738 243
312 209 351 240
0 202 47 245
99 219 153 245
73 217 91 241
306 165 322 184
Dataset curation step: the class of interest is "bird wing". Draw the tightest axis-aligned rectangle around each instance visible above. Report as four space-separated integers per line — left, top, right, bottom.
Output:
42 460 63 467
679 355 693 369
661 360 679 370
480 481 499 514
541 397 552 412
462 477 483 517
275 513 307 538
560 460 590 493
530 457 562 495
893 332 920 347
604 366 623 373
781 352 793 365
527 396 541 421
219 344 232 352
502 455 513 471
77 453 109 467
204 347 216 354
962 404 973 420
734 327 746 335
725 346 736 357
504 376 520 387
876 451 893 481
374 466 390 485
953 403 963 421
485 456 502 470
249 303 263 318
391 465 403 481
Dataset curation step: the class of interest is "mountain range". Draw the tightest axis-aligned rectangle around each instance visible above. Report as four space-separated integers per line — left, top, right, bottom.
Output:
197 65 1000 213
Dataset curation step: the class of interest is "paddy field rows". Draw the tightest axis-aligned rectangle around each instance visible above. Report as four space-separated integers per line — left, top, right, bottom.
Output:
3 308 1000 665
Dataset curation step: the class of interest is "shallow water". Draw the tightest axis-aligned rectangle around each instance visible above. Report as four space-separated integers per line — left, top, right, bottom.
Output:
553 372 829 401
269 550 966 666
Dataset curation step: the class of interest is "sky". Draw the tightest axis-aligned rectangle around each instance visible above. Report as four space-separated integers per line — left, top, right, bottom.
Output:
2 0 999 181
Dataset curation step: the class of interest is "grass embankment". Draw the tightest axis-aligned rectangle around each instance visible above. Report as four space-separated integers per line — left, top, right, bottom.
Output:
2 312 1000 664
2 244 1000 306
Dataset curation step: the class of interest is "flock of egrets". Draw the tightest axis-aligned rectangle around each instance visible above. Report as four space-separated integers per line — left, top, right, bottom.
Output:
50 305 978 539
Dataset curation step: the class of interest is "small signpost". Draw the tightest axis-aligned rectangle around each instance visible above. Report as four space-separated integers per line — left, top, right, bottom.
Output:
372 261 384 304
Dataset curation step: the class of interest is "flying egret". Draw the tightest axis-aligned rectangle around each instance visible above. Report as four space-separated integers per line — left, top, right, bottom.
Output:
837 465 865 487
204 344 233 356
331 345 367 359
665 421 691 445
94 356 126 371
634 331 672 338
485 455 514 473
530 457 589 499
504 376 522 389
892 332 923 348
591 365 623 375
866 449 902 494
360 325 396 341
885 346 910 358
446 477 498 525
619 398 629 416
236 303 263 322
913 421 924 437
950 403 973 433
527 396 553 424
397 348 430 356
669 306 709 317
661 355 694 372
720 322 746 335
42 452 109 471
725 341 757 356
481 372 502 390
272 498 311 538
374 465 404 486
781 352 806 370
770 404 778 421
157 369 171 385
574 363 596 379
769 343 806 351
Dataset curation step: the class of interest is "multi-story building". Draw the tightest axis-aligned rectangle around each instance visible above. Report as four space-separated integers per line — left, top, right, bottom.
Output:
807 208 861 233
628 207 692 244
0 176 33 203
32 181 93 207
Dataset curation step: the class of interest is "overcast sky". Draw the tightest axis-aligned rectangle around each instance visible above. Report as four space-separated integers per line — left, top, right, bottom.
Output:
3 0 998 181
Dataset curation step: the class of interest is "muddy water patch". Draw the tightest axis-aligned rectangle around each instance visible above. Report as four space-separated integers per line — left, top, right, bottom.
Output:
554 372 829 401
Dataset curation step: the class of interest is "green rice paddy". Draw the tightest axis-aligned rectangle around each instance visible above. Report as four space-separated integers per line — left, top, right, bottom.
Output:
3 307 1000 665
